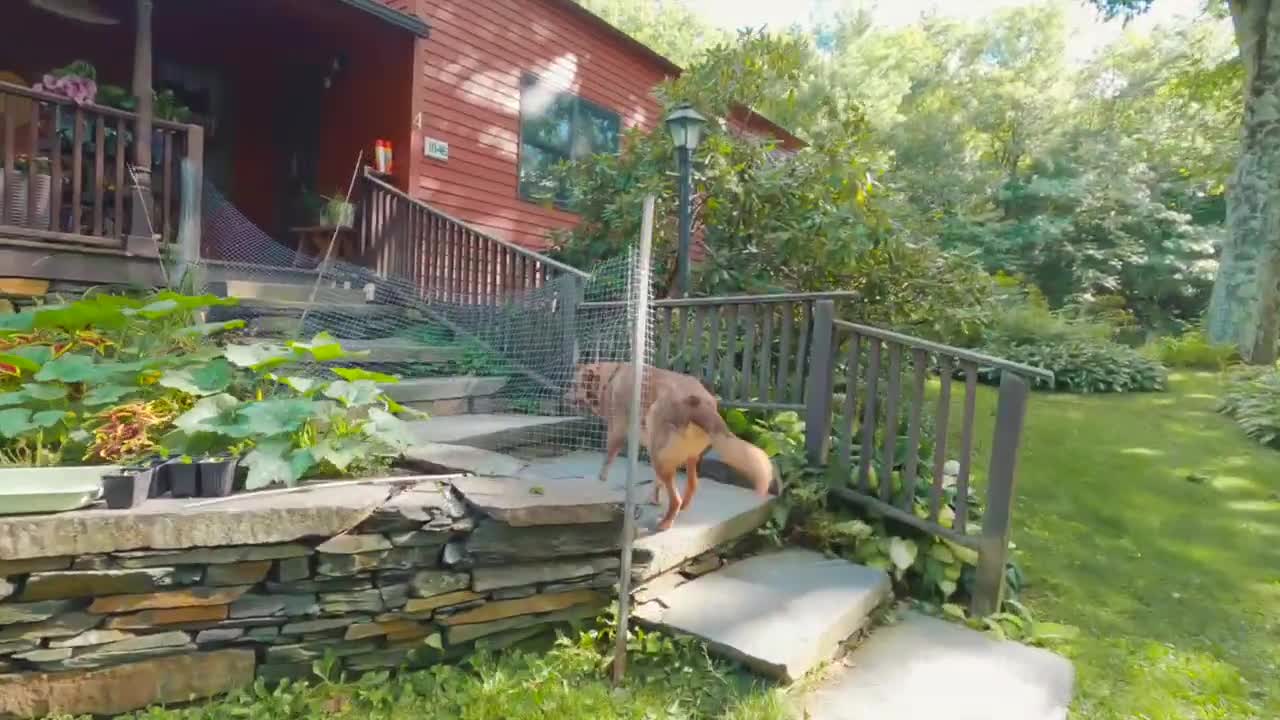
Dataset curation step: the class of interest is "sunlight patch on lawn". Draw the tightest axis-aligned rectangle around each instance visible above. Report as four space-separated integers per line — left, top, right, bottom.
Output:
1209 475 1261 493
1119 447 1163 457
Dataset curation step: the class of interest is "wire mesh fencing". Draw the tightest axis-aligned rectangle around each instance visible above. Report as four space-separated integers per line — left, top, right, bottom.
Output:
180 181 655 456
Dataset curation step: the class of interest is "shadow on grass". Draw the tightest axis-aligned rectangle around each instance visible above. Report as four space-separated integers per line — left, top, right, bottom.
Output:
951 372 1280 718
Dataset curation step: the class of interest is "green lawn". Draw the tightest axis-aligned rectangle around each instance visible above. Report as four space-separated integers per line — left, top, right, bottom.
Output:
972 372 1280 719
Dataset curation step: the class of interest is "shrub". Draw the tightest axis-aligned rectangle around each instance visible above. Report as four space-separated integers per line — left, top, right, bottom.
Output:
1218 369 1280 449
978 296 1166 393
982 338 1166 393
1150 328 1239 370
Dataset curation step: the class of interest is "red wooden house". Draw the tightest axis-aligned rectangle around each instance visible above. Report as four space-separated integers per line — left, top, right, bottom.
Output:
0 0 799 290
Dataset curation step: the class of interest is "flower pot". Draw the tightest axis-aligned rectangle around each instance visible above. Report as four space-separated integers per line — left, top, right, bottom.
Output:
197 458 237 498
164 460 198 498
321 201 355 230
102 472 149 510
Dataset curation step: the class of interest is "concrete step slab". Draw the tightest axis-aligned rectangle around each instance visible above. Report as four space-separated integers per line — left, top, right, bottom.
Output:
520 450 775 579
800 612 1074 720
210 280 370 305
406 414 587 451
339 339 464 365
382 377 509 402
634 548 890 683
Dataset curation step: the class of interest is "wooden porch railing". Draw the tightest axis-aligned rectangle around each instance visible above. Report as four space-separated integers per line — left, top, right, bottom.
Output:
359 170 589 303
0 81 202 254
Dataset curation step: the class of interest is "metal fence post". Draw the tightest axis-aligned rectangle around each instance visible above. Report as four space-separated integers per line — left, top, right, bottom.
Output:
971 371 1030 616
560 275 581 371
804 299 836 466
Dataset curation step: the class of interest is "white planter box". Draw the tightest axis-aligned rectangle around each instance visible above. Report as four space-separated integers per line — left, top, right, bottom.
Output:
0 465 116 515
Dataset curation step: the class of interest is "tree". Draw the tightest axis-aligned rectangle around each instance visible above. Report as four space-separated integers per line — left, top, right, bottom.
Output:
1092 0 1278 363
573 0 728 66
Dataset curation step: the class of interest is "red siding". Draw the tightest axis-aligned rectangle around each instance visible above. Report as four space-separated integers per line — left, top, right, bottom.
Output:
400 0 669 249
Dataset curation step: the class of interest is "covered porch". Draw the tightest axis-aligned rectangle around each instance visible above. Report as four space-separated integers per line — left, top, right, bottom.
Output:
0 0 423 287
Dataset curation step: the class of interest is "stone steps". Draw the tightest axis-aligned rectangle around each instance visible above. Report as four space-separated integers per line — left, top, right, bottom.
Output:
383 376 510 416
407 413 589 451
799 612 1074 720
208 279 371 306
633 548 891 683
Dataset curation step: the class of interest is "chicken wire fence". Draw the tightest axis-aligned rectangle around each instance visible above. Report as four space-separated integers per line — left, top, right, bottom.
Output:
178 182 654 455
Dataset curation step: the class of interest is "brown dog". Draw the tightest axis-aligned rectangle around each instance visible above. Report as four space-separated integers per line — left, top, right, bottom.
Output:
567 362 773 530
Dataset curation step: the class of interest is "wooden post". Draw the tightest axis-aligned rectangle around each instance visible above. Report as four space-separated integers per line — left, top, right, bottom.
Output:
804 299 836 466
174 124 204 288
970 371 1030 617
126 0 156 255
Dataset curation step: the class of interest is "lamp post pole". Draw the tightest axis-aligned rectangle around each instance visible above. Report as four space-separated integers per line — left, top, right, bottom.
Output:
676 145 693 298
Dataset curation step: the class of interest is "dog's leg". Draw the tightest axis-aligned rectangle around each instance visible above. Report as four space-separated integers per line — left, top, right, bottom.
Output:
599 422 625 482
650 476 662 505
655 469 682 531
681 457 700 511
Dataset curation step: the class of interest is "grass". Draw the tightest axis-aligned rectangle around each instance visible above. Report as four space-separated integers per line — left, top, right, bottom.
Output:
110 619 789 720
963 372 1280 719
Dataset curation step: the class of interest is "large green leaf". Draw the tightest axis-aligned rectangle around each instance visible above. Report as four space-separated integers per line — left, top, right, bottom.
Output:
270 375 320 395
364 407 414 452
9 345 53 368
224 342 294 371
323 380 383 408
0 408 35 438
236 399 317 436
331 367 399 384
33 354 98 383
122 293 237 320
0 309 37 332
0 352 43 375
159 359 235 397
241 439 313 490
287 332 358 363
311 435 365 471
888 536 919 572
31 410 70 428
173 393 241 434
178 319 246 337
82 384 139 407
24 383 68 402
0 391 27 407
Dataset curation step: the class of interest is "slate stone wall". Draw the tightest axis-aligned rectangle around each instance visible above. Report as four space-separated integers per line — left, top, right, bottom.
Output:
0 479 628 718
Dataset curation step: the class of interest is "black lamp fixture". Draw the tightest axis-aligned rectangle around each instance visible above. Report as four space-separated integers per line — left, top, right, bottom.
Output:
664 103 708 298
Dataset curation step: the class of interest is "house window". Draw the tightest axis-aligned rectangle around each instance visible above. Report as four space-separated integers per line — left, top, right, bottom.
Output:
518 74 621 206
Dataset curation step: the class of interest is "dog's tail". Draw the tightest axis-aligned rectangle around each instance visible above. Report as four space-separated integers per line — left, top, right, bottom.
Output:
685 395 774 497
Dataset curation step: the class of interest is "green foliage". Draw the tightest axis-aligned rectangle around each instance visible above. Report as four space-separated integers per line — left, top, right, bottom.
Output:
980 295 1167 393
0 292 414 481
97 618 784 720
984 338 1166 393
1218 368 1280 448
1150 328 1239 370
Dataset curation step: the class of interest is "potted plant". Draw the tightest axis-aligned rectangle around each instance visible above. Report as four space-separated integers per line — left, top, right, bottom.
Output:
163 455 198 498
320 191 355 230
102 469 149 509
197 454 237 498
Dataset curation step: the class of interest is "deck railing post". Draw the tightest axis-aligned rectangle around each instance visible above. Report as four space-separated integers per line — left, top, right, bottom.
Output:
804 299 836 466
172 124 203 288
971 371 1030 616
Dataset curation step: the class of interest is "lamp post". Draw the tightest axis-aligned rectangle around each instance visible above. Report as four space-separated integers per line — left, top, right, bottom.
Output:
664 103 707 297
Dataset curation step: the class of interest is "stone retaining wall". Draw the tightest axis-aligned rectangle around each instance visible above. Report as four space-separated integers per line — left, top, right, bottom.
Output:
0 476 630 718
